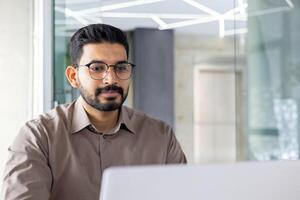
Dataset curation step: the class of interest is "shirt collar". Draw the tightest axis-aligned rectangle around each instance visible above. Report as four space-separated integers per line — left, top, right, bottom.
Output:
70 99 91 134
70 98 136 135
119 106 136 135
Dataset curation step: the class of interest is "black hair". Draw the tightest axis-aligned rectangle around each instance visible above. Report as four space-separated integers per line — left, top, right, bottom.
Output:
69 23 129 66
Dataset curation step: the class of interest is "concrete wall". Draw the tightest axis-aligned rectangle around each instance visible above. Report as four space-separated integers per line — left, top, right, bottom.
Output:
132 29 174 127
174 33 245 163
0 0 33 188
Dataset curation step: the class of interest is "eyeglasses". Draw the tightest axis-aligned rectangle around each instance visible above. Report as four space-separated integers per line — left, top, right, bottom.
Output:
77 61 136 80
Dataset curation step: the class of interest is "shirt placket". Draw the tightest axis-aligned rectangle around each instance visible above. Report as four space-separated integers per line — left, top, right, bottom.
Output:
99 134 110 174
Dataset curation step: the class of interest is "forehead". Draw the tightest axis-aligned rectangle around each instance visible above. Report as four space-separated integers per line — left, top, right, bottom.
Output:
80 42 127 64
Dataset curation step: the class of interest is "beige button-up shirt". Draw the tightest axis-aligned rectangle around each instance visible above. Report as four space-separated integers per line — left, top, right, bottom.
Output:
1 99 186 200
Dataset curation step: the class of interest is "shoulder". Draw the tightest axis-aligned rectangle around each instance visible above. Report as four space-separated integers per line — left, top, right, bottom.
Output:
12 102 75 153
19 102 75 139
37 102 75 125
122 106 173 136
123 106 170 126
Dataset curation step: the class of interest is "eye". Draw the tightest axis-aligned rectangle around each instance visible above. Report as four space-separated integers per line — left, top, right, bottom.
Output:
89 63 107 73
115 63 130 72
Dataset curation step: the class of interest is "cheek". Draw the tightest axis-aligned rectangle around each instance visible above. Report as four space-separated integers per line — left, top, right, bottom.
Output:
121 81 131 94
78 74 99 92
78 70 91 82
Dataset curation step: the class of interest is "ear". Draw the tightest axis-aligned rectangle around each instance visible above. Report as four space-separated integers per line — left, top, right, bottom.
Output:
65 65 79 88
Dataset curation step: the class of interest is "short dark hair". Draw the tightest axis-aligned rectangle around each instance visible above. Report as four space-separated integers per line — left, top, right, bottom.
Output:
69 23 129 66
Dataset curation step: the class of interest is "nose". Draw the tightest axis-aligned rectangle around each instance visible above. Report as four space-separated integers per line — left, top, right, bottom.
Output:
103 66 117 85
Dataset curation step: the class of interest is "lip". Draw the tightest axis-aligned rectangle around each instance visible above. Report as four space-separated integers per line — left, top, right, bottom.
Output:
100 91 120 98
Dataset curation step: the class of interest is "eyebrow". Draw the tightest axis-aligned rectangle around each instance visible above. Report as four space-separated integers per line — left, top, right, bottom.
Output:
87 60 128 65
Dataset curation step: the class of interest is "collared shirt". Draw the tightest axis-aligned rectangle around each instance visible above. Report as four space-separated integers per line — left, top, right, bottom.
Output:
1 99 186 200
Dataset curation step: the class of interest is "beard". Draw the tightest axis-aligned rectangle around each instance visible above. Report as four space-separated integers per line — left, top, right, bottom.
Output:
78 83 128 112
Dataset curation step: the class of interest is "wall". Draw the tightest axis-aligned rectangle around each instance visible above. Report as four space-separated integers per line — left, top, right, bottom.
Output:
0 0 33 188
174 33 245 163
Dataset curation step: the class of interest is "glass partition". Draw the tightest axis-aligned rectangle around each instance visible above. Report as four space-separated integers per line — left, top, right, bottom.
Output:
53 0 300 163
246 0 300 160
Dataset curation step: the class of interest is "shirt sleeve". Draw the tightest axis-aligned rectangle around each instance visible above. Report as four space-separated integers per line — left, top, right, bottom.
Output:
166 128 187 164
1 121 52 200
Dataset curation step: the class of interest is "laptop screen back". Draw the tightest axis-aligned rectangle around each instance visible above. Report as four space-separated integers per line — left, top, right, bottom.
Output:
100 161 300 200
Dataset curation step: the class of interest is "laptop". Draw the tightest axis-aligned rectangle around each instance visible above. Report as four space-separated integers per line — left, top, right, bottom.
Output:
100 161 300 200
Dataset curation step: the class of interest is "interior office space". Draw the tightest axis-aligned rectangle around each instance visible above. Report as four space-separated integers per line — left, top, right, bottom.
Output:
1 0 300 194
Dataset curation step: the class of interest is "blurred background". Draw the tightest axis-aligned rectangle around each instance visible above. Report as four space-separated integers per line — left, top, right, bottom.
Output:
1 0 300 188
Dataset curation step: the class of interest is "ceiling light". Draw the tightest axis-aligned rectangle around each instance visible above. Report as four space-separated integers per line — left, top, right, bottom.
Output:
223 15 247 21
285 0 294 8
181 0 221 17
219 19 225 38
99 12 208 19
77 0 165 15
151 16 167 27
159 16 217 30
223 3 248 17
55 6 89 25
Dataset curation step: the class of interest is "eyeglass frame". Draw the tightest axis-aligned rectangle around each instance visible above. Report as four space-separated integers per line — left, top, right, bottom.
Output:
76 60 136 80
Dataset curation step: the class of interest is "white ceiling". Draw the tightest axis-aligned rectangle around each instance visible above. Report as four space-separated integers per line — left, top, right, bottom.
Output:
54 0 294 37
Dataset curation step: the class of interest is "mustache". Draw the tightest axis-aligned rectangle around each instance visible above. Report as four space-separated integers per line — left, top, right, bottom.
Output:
95 85 124 96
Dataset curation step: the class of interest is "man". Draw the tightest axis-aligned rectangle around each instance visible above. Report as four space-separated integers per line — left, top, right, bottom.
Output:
1 24 186 200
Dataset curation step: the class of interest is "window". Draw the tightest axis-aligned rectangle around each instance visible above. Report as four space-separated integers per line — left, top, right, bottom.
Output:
53 0 300 163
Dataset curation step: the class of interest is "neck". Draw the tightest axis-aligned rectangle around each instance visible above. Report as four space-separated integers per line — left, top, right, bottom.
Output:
79 96 120 133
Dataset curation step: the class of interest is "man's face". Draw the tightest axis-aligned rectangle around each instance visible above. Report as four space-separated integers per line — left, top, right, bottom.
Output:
76 42 130 111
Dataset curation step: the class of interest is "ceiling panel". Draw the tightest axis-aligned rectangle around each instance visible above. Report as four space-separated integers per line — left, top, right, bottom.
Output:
102 0 207 15
54 0 293 37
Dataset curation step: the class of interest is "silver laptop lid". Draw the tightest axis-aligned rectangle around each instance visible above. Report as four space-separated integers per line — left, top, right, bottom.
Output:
100 161 300 200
